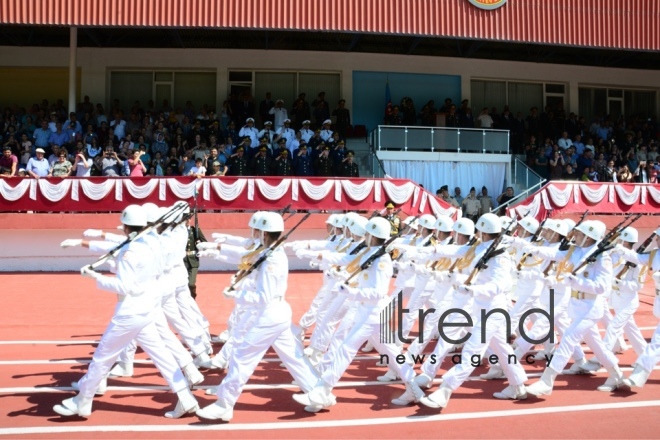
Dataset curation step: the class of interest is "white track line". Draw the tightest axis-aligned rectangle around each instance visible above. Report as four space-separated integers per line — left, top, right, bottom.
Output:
1 400 659 436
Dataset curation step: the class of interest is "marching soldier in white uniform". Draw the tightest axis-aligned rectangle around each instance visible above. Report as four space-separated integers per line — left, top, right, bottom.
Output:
526 220 625 396
414 214 528 409
196 212 320 422
54 205 198 419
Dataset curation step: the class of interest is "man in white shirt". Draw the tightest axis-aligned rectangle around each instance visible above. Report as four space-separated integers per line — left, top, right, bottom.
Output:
477 108 493 128
269 100 288 131
557 131 573 150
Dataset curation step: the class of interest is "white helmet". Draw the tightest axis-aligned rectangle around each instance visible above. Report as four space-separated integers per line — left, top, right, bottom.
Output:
435 215 454 232
418 214 437 231
519 216 540 235
343 212 359 226
142 203 160 224
453 218 475 236
120 204 147 227
402 216 419 230
564 219 576 232
249 211 266 229
331 214 345 228
259 212 284 232
575 220 606 241
544 219 569 237
325 214 339 225
620 227 638 243
348 216 368 237
366 217 391 240
500 215 514 230
476 213 502 234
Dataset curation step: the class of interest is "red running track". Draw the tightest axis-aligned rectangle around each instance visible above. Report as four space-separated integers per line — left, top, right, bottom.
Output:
1 271 659 439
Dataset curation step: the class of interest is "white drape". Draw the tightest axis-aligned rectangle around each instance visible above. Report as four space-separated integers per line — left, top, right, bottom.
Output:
124 179 159 199
299 179 335 201
210 179 248 201
79 179 116 201
255 179 291 200
545 183 573 207
167 179 201 199
0 179 31 201
381 160 506 199
341 180 375 201
614 185 640 206
381 180 417 205
38 179 72 202
578 184 609 204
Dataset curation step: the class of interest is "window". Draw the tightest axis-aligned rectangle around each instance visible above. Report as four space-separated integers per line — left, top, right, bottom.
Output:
471 80 562 116
579 86 656 122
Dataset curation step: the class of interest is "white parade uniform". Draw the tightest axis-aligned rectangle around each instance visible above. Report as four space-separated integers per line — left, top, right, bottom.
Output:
238 126 259 147
70 236 194 416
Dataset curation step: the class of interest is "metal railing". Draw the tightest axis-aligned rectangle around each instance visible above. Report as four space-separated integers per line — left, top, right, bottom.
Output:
493 157 547 213
372 125 510 154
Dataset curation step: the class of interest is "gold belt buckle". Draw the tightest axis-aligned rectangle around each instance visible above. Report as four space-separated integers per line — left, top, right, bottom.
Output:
571 290 584 300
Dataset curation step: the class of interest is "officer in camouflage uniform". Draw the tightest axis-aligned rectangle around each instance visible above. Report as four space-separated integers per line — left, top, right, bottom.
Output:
383 200 400 236
184 214 207 299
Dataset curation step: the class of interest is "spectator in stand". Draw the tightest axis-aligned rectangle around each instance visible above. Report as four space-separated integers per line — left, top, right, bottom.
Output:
151 152 165 176
576 149 594 176
557 131 573 150
526 107 540 140
293 144 314 176
626 150 639 175
314 145 334 176
386 106 403 126
580 166 591 182
178 150 196 176
151 131 168 157
272 149 293 176
210 160 228 177
188 157 206 178
477 107 493 128
137 143 151 168
533 148 549 179
109 112 127 140
0 146 18 177
572 134 585 154
64 112 82 138
239 118 259 148
478 186 495 214
269 100 288 131
128 149 147 177
446 104 460 128
48 149 73 177
419 102 436 127
96 147 122 177
562 164 577 180
19 133 32 166
496 187 515 215
633 161 652 183
548 150 565 180
649 142 659 162
338 150 359 177
227 146 249 176
588 167 599 182
73 148 93 177
459 107 475 129
49 122 70 151
593 152 607 177
313 101 331 129
524 136 539 166
437 185 460 208
600 160 617 182
33 120 51 154
462 187 480 222
617 164 634 183
453 187 464 206
332 99 351 139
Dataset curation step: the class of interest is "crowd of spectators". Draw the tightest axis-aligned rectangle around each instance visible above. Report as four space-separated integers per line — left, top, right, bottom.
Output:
385 96 659 166
0 91 359 179
435 185 513 218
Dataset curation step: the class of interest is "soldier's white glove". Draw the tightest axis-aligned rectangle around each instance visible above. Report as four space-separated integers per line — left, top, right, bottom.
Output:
565 274 579 287
515 270 533 281
197 249 220 258
61 239 83 248
540 274 555 287
328 266 344 280
222 287 237 298
83 229 103 238
296 249 315 260
213 236 227 244
212 233 228 241
522 246 540 256
456 285 472 295
414 264 432 277
613 278 622 287
434 271 449 283
310 261 320 269
80 266 101 279
197 242 218 251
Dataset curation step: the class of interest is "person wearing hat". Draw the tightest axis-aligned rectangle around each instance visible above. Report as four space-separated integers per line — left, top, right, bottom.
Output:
293 143 313 176
227 146 249 176
210 160 228 176
251 144 273 176
338 150 359 177
299 120 314 143
477 186 495 213
258 92 275 126
314 144 334 176
462 187 481 222
307 130 323 151
382 201 400 236
320 119 333 142
26 147 50 178
274 119 296 152
332 99 351 139
269 99 288 131
437 185 460 208
238 118 259 148
257 121 275 149
273 148 293 176
331 139 347 174
0 146 18 177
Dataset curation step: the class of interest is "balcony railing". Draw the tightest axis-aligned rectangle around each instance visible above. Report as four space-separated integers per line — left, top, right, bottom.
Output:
371 125 510 154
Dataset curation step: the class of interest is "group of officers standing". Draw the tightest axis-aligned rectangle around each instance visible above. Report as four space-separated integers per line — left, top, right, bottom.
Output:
52 199 660 421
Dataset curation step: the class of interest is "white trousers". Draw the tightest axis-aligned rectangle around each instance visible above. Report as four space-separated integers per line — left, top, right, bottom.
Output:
309 292 351 353
549 316 619 372
401 285 435 340
603 297 647 357
215 304 254 366
215 301 319 408
320 304 415 388
442 311 528 391
299 275 337 330
635 321 660 373
77 311 190 414
174 283 210 340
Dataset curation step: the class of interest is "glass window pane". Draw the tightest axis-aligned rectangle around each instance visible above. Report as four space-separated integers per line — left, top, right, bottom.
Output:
254 72 296 125
110 72 153 115
470 80 506 116
508 82 543 116
173 72 217 112
545 83 565 94
229 71 253 82
608 89 623 98
154 72 173 82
